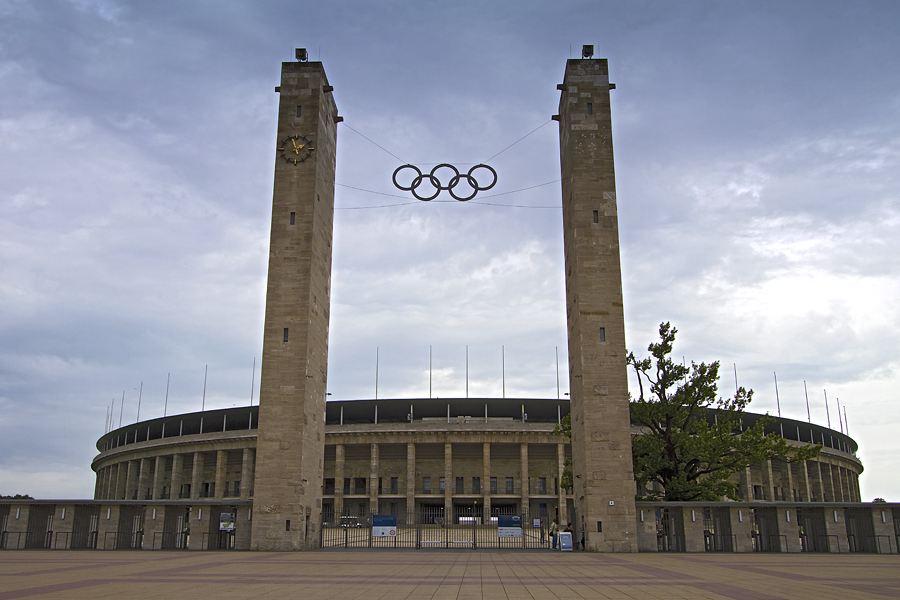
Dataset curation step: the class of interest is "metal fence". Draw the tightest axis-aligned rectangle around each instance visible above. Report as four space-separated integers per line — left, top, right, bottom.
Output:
321 512 553 550
703 532 736 552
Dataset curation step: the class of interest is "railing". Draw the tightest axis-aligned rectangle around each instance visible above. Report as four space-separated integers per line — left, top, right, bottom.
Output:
0 532 25 550
201 531 235 550
53 531 71 550
769 534 788 553
751 532 785 552
23 530 53 549
870 535 894 554
103 532 118 550
816 534 841 553
704 532 736 552
152 531 189 550
657 534 685 552
849 534 894 554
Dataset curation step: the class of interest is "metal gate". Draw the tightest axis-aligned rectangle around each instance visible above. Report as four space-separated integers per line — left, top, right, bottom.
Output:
656 507 685 552
703 507 734 552
321 510 551 549
25 505 54 549
71 505 99 549
845 507 880 553
116 505 144 549
798 507 830 552
751 507 783 552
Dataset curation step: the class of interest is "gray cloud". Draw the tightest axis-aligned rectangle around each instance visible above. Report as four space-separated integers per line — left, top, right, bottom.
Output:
1 0 897 502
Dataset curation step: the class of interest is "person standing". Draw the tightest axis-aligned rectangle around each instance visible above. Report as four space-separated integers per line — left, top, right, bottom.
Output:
550 518 559 550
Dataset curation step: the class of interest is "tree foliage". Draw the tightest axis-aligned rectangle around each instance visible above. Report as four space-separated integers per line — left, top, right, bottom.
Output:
628 322 821 502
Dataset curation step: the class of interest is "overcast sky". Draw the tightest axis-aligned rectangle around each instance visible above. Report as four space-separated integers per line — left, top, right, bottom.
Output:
1 0 898 502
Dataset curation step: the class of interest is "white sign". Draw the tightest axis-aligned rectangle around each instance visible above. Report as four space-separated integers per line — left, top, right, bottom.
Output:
372 527 397 537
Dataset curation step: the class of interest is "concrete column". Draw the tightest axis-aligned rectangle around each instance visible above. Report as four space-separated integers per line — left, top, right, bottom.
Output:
139 458 153 500
144 504 165 550
369 443 379 514
730 507 754 553
115 463 127 499
483 442 491 520
742 467 753 501
765 460 775 501
847 468 856 502
802 460 812 502
872 507 895 553
406 443 416 521
816 461 827 502
125 460 137 500
188 504 210 551
682 506 705 552
97 505 119 550
98 467 108 499
636 507 658 552
93 469 102 500
778 507 802 553
557 443 567 524
246 449 256 497
828 463 838 502
151 456 163 500
191 452 203 500
95 467 105 499
836 466 846 503
240 448 252 500
102 468 110 499
824 506 850 553
335 443 345 517
520 443 530 515
170 454 183 500
444 442 453 520
785 460 795 501
214 450 226 499
108 466 117 499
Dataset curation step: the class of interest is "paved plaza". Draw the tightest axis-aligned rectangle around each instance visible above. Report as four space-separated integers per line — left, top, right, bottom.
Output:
0 550 898 599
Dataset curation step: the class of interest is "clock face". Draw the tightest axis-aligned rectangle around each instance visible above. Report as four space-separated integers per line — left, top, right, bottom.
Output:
278 134 315 164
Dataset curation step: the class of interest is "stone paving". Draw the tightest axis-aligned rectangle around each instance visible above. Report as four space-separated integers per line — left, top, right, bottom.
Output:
0 550 898 599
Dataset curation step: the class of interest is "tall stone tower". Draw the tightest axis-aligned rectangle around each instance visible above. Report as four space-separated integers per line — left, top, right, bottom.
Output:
557 57 637 552
251 59 338 550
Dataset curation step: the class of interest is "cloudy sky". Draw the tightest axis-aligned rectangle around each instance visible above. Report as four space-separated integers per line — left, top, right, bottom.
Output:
1 0 898 502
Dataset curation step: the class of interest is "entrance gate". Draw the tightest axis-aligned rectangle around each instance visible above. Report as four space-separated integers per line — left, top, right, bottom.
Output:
321 510 550 549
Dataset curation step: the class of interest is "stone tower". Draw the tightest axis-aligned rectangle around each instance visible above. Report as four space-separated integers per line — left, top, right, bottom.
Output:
556 57 637 552
251 59 339 550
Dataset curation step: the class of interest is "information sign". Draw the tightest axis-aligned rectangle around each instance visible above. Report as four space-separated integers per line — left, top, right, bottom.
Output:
559 531 573 551
219 513 235 532
497 515 523 538
372 514 398 537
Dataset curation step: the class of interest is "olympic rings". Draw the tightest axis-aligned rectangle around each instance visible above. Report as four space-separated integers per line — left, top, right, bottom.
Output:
392 163 498 201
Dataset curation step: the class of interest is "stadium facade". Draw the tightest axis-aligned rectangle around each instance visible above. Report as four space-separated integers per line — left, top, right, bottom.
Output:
2 53 897 554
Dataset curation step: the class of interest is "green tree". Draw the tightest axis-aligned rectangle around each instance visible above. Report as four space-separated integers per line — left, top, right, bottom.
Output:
628 322 821 502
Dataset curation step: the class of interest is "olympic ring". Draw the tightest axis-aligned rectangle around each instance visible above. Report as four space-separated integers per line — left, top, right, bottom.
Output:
392 163 497 201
